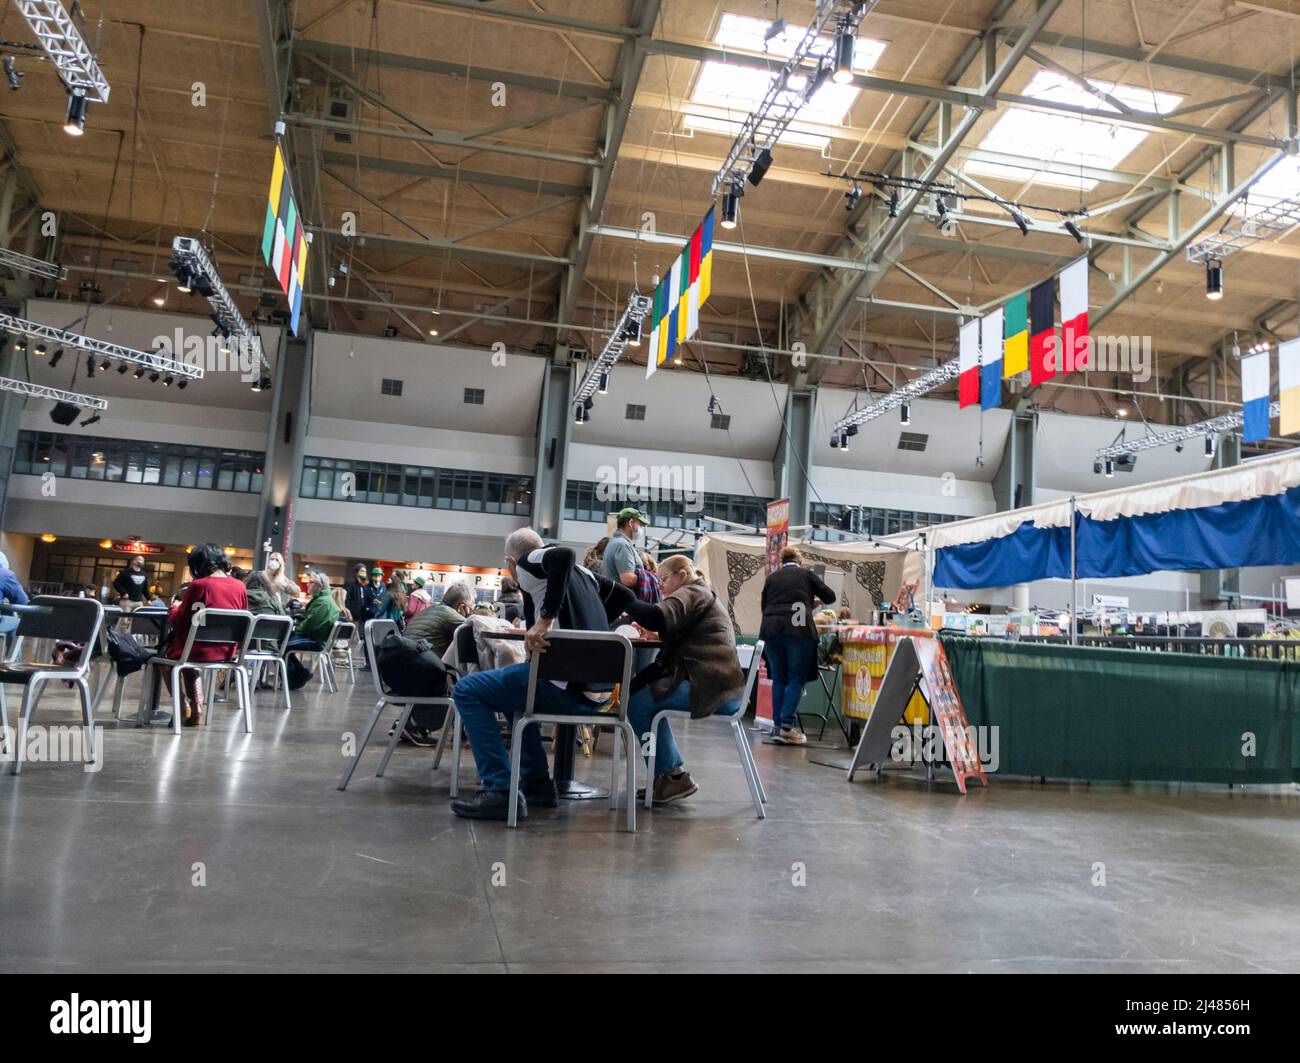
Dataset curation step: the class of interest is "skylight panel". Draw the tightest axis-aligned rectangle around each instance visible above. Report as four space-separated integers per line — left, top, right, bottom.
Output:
684 13 888 151
966 70 1183 191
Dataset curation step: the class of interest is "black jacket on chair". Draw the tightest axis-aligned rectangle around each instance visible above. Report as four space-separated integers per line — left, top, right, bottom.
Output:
759 564 836 642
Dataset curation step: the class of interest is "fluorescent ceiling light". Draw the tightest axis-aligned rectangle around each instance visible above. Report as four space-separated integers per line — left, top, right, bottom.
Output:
966 70 1183 191
684 13 888 151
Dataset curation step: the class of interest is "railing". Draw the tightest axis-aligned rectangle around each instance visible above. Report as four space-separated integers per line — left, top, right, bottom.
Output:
1017 634 1300 661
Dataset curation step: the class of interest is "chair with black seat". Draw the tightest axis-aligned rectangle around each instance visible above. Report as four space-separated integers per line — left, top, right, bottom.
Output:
641 639 768 818
508 630 636 831
243 615 294 710
91 606 168 721
330 620 357 685
435 620 479 796
0 596 104 774
337 619 455 790
136 609 256 735
291 618 348 694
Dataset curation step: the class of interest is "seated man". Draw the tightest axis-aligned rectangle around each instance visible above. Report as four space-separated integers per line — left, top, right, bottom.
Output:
405 580 473 656
450 528 628 822
287 570 340 653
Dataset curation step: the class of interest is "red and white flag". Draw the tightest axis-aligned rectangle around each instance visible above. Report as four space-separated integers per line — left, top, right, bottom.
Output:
1059 257 1089 373
958 318 981 408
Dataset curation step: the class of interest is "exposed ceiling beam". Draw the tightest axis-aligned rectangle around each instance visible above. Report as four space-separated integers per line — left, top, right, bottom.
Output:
587 224 880 273
317 151 585 200
308 226 570 268
556 0 662 330
402 0 638 40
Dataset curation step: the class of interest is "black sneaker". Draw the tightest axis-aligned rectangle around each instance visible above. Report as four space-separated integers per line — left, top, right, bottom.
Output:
400 724 437 748
451 789 527 821
522 776 558 808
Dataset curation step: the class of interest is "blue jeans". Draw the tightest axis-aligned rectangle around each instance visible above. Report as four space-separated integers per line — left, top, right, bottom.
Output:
286 634 323 653
763 637 817 732
627 680 743 777
453 662 606 792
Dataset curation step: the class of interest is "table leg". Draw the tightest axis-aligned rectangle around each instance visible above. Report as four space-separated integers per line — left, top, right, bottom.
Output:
552 723 610 801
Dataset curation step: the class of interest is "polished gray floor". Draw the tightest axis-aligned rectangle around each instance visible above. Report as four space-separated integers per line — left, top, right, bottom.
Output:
2 668 1299 973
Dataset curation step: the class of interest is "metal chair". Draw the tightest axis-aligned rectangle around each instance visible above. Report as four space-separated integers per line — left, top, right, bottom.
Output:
642 639 768 818
508 630 636 831
0 596 104 774
293 618 349 693
330 620 357 684
337 619 455 790
436 620 478 797
136 609 256 735
243 615 294 710
92 607 168 721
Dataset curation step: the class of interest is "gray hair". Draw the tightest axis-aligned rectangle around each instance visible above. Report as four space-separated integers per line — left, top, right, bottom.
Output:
504 527 544 562
442 581 473 611
309 569 330 591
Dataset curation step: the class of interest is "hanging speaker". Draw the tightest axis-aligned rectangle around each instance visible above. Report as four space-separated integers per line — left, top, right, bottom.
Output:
49 401 81 426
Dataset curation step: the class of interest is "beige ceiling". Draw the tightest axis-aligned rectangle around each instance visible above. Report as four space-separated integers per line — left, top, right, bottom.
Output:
2 0 1300 441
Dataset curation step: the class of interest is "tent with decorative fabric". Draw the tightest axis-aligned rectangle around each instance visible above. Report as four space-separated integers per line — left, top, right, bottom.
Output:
929 449 1300 591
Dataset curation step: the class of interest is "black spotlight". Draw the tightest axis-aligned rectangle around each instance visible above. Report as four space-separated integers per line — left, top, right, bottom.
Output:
33 341 46 356
1174 442 1184 454
845 424 858 438
49 348 63 368
844 184 862 212
832 25 855 84
1205 259 1223 301
49 401 81 426
14 336 26 353
1205 434 1216 458
1093 460 1103 475
133 367 145 380
85 354 95 377
598 370 609 395
1063 218 1085 243
177 379 188 390
748 147 774 188
162 375 174 387
830 434 842 450
3 55 21 91
888 189 900 218
176 270 193 293
98 358 111 373
624 317 642 347
721 187 740 230
149 370 161 383
116 362 129 374
251 374 272 392
1104 458 1115 478
900 402 911 426
1011 208 1030 236
80 413 101 428
64 91 88 136
573 403 589 425
838 430 850 452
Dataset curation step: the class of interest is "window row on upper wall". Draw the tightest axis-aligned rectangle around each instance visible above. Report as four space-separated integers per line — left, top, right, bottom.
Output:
299 456 533 515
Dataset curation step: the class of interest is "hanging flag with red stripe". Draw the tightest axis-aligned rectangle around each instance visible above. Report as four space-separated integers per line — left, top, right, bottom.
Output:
261 143 310 336
1059 257 1089 375
647 206 714 378
958 318 980 408
1029 278 1056 386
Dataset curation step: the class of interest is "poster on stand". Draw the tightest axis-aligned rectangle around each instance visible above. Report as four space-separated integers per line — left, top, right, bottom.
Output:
765 499 789 575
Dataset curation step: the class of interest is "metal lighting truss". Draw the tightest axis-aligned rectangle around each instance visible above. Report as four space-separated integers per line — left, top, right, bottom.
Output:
170 237 268 371
0 375 107 410
12 0 110 102
573 291 653 405
0 246 66 281
1095 402 1281 460
1186 194 1300 263
711 0 878 197
0 312 204 379
832 357 961 432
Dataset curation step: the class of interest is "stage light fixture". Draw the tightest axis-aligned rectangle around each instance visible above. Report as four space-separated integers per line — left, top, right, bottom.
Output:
721 188 740 230
764 17 787 41
148 370 160 383
116 362 129 374
832 24 855 84
162 374 174 387
80 413 101 428
4 55 21 91
888 190 899 218
844 183 862 212
598 370 609 395
98 358 111 372
133 367 145 379
1104 458 1115 478
838 430 849 452
63 91 88 136
177 379 188 390
14 336 26 353
573 403 590 425
900 402 911 426
748 147 774 188
175 271 192 293
830 434 842 450
1205 259 1223 300
85 353 95 377
1204 435 1216 458
34 341 46 356
624 316 642 347
49 348 62 367
1063 219 1085 243
1011 208 1030 237
1174 442 1184 453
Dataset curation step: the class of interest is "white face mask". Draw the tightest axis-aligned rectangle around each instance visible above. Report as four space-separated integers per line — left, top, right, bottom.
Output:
268 559 281 572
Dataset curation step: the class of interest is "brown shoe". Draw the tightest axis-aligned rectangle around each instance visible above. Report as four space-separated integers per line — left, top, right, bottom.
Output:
651 770 698 805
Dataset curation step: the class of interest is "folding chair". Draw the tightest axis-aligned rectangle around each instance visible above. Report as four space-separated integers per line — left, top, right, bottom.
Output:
436 620 477 797
0 596 104 774
243 615 294 710
337 619 455 790
508 630 636 831
330 620 357 685
137 609 256 735
642 639 768 818
92 606 168 721
296 618 349 693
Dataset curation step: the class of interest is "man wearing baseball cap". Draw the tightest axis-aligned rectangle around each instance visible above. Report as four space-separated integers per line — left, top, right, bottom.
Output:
363 565 388 622
603 506 649 589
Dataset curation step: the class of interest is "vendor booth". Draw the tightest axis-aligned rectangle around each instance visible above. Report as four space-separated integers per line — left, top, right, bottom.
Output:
925 451 1300 785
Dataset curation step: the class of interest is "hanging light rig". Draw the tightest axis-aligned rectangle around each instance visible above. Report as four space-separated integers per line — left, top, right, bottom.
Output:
572 291 654 424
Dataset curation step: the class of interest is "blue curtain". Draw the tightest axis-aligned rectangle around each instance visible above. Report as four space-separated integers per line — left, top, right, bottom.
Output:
933 486 1300 589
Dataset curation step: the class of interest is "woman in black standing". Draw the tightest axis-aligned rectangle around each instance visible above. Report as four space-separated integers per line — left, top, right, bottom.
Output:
759 545 836 745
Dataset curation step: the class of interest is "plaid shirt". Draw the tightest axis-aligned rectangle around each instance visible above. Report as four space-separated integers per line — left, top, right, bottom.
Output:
635 567 663 604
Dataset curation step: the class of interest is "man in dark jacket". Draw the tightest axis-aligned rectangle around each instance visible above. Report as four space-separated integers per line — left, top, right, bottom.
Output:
449 527 628 822
759 545 836 745
113 556 150 611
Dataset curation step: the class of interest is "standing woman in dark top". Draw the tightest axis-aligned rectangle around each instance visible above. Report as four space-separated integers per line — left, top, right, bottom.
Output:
758 545 836 745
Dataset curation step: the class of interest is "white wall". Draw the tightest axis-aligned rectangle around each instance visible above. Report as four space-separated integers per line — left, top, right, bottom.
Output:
306 417 534 476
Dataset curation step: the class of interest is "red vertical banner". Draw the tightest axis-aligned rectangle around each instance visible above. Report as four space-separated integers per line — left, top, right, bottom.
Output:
766 498 790 575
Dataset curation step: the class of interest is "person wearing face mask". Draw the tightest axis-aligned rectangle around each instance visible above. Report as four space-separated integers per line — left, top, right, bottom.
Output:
404 579 473 656
602 507 649 590
265 551 299 608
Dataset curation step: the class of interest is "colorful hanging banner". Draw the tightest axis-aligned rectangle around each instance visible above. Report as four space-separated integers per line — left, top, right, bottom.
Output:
1241 351 1271 444
646 206 714 378
1003 290 1028 377
1280 337 1300 437
958 319 980 409
1029 278 1056 386
261 143 310 337
980 306 1004 412
1059 257 1089 374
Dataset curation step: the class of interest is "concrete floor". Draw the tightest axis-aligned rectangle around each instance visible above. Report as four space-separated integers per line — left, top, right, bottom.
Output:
2 669 1299 973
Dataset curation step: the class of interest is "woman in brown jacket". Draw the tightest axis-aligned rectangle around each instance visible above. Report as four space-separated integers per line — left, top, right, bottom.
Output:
618 554 745 805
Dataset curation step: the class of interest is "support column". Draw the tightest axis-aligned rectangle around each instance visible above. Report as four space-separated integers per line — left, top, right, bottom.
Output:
1199 431 1241 606
253 330 312 572
993 410 1037 512
532 349 574 540
775 385 815 530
